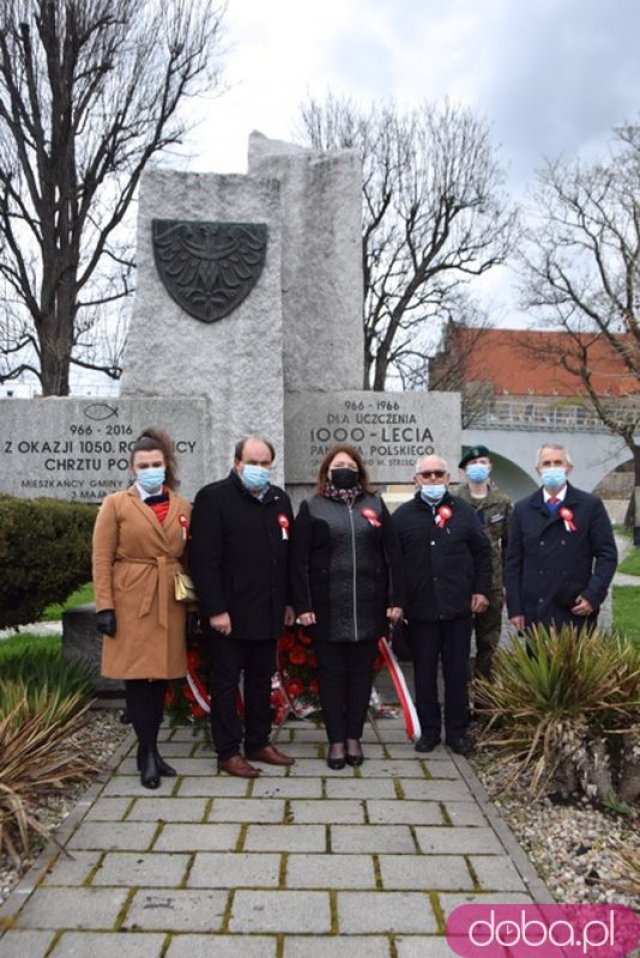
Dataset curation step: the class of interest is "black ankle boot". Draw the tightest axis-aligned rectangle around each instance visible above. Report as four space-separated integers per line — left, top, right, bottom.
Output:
137 744 176 777
138 747 161 789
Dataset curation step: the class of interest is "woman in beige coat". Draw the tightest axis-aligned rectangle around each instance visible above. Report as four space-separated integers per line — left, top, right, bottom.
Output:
92 428 191 788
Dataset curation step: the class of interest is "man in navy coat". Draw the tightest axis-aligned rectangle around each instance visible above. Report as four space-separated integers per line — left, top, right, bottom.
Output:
393 454 492 755
505 443 617 634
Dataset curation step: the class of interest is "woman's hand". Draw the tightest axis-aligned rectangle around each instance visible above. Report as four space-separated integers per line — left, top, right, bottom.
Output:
96 609 116 637
386 606 403 625
297 611 316 627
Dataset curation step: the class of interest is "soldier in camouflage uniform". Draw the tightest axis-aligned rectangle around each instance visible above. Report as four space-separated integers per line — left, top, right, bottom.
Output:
457 445 512 680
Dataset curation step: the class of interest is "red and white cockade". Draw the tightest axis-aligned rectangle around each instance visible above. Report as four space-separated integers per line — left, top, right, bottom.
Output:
361 507 382 528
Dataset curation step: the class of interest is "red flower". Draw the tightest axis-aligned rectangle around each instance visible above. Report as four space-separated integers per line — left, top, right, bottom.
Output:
191 704 206 719
279 633 294 651
288 646 307 665
186 649 200 671
309 678 320 695
286 679 304 698
164 686 175 706
307 653 318 668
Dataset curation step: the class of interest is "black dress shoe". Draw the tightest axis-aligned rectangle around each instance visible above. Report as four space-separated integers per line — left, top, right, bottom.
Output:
327 744 346 770
447 736 473 756
345 739 364 766
137 745 176 777
327 756 346 770
415 732 441 753
138 748 161 789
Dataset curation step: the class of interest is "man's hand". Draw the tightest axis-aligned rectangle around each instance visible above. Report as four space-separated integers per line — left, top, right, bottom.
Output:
387 606 403 624
297 611 316 627
210 612 232 635
471 594 489 614
284 605 296 627
571 595 594 617
509 615 525 631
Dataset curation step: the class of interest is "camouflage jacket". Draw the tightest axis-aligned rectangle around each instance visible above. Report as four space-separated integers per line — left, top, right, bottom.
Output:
457 483 513 591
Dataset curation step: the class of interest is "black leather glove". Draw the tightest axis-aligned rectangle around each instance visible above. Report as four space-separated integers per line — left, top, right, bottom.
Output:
96 609 116 637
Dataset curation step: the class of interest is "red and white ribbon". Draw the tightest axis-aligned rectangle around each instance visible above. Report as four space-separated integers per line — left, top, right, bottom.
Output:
361 507 382 528
277 513 290 540
186 668 210 714
559 506 577 533
378 636 421 742
435 504 452 529
178 513 190 541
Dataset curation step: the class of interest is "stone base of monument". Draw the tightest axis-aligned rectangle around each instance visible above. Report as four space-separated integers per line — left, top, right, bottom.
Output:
62 604 124 696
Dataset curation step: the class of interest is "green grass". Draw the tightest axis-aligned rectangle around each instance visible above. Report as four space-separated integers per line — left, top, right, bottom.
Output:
613 586 640 645
617 547 640 577
41 581 94 621
0 632 60 662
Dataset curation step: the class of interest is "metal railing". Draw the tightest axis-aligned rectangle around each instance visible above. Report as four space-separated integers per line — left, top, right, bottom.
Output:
466 397 640 433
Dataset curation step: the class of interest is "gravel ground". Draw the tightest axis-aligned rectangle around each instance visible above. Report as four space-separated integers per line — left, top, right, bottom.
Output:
1 709 638 912
469 748 640 909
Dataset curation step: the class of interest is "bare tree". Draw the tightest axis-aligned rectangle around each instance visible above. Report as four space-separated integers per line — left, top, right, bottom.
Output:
0 0 225 395
519 124 640 508
297 94 519 390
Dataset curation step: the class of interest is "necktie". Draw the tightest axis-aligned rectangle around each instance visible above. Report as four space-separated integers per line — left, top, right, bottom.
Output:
547 496 560 513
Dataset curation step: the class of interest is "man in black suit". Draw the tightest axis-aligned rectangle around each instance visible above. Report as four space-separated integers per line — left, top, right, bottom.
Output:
189 436 295 777
505 443 617 634
393 454 492 755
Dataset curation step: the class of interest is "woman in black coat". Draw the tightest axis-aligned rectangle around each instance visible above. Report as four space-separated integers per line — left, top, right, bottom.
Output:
291 444 404 768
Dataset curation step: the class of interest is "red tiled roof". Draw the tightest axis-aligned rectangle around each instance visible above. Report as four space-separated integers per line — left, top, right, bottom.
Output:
446 328 640 397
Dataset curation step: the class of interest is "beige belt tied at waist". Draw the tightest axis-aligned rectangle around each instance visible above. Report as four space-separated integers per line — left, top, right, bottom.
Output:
116 555 182 629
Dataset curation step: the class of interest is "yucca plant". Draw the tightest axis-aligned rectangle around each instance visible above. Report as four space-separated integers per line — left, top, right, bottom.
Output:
0 646 94 721
0 692 99 864
474 625 640 802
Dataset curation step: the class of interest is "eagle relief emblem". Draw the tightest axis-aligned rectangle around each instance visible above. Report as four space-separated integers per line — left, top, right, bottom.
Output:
152 219 268 323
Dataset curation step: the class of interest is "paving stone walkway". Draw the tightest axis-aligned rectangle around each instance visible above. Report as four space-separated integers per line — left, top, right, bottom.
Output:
0 715 551 958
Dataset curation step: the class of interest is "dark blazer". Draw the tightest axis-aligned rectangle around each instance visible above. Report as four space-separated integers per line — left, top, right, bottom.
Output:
504 483 618 630
392 491 492 622
291 492 405 643
189 470 293 641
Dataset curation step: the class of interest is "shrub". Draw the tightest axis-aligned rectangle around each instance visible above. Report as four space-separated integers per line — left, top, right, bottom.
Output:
0 495 96 629
474 625 640 803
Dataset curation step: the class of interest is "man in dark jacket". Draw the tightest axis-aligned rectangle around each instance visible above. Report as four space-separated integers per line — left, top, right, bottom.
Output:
393 454 492 755
505 443 617 634
189 437 295 778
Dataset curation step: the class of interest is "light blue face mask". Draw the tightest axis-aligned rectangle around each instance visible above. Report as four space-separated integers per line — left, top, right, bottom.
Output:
240 464 271 492
420 484 446 503
136 467 165 493
466 463 490 483
540 467 567 492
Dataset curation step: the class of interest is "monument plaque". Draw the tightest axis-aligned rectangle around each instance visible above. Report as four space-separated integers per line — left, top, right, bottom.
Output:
285 391 461 485
0 397 208 502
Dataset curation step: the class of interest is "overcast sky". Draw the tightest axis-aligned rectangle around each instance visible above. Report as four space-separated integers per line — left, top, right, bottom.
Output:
175 0 640 326
187 0 640 186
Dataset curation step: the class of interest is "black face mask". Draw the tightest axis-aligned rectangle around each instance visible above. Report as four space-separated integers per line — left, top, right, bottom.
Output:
330 468 359 489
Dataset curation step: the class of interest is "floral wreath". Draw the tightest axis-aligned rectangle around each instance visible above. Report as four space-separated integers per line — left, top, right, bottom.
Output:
166 625 395 731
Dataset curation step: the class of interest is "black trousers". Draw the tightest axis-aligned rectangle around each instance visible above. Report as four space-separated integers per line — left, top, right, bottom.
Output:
408 618 472 741
314 639 378 744
125 679 167 751
209 636 276 760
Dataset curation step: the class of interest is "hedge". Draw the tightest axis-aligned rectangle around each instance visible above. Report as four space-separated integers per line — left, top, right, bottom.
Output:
0 495 96 629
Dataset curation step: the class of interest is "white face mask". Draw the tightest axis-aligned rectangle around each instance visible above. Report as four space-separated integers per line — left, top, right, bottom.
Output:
420 484 446 503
